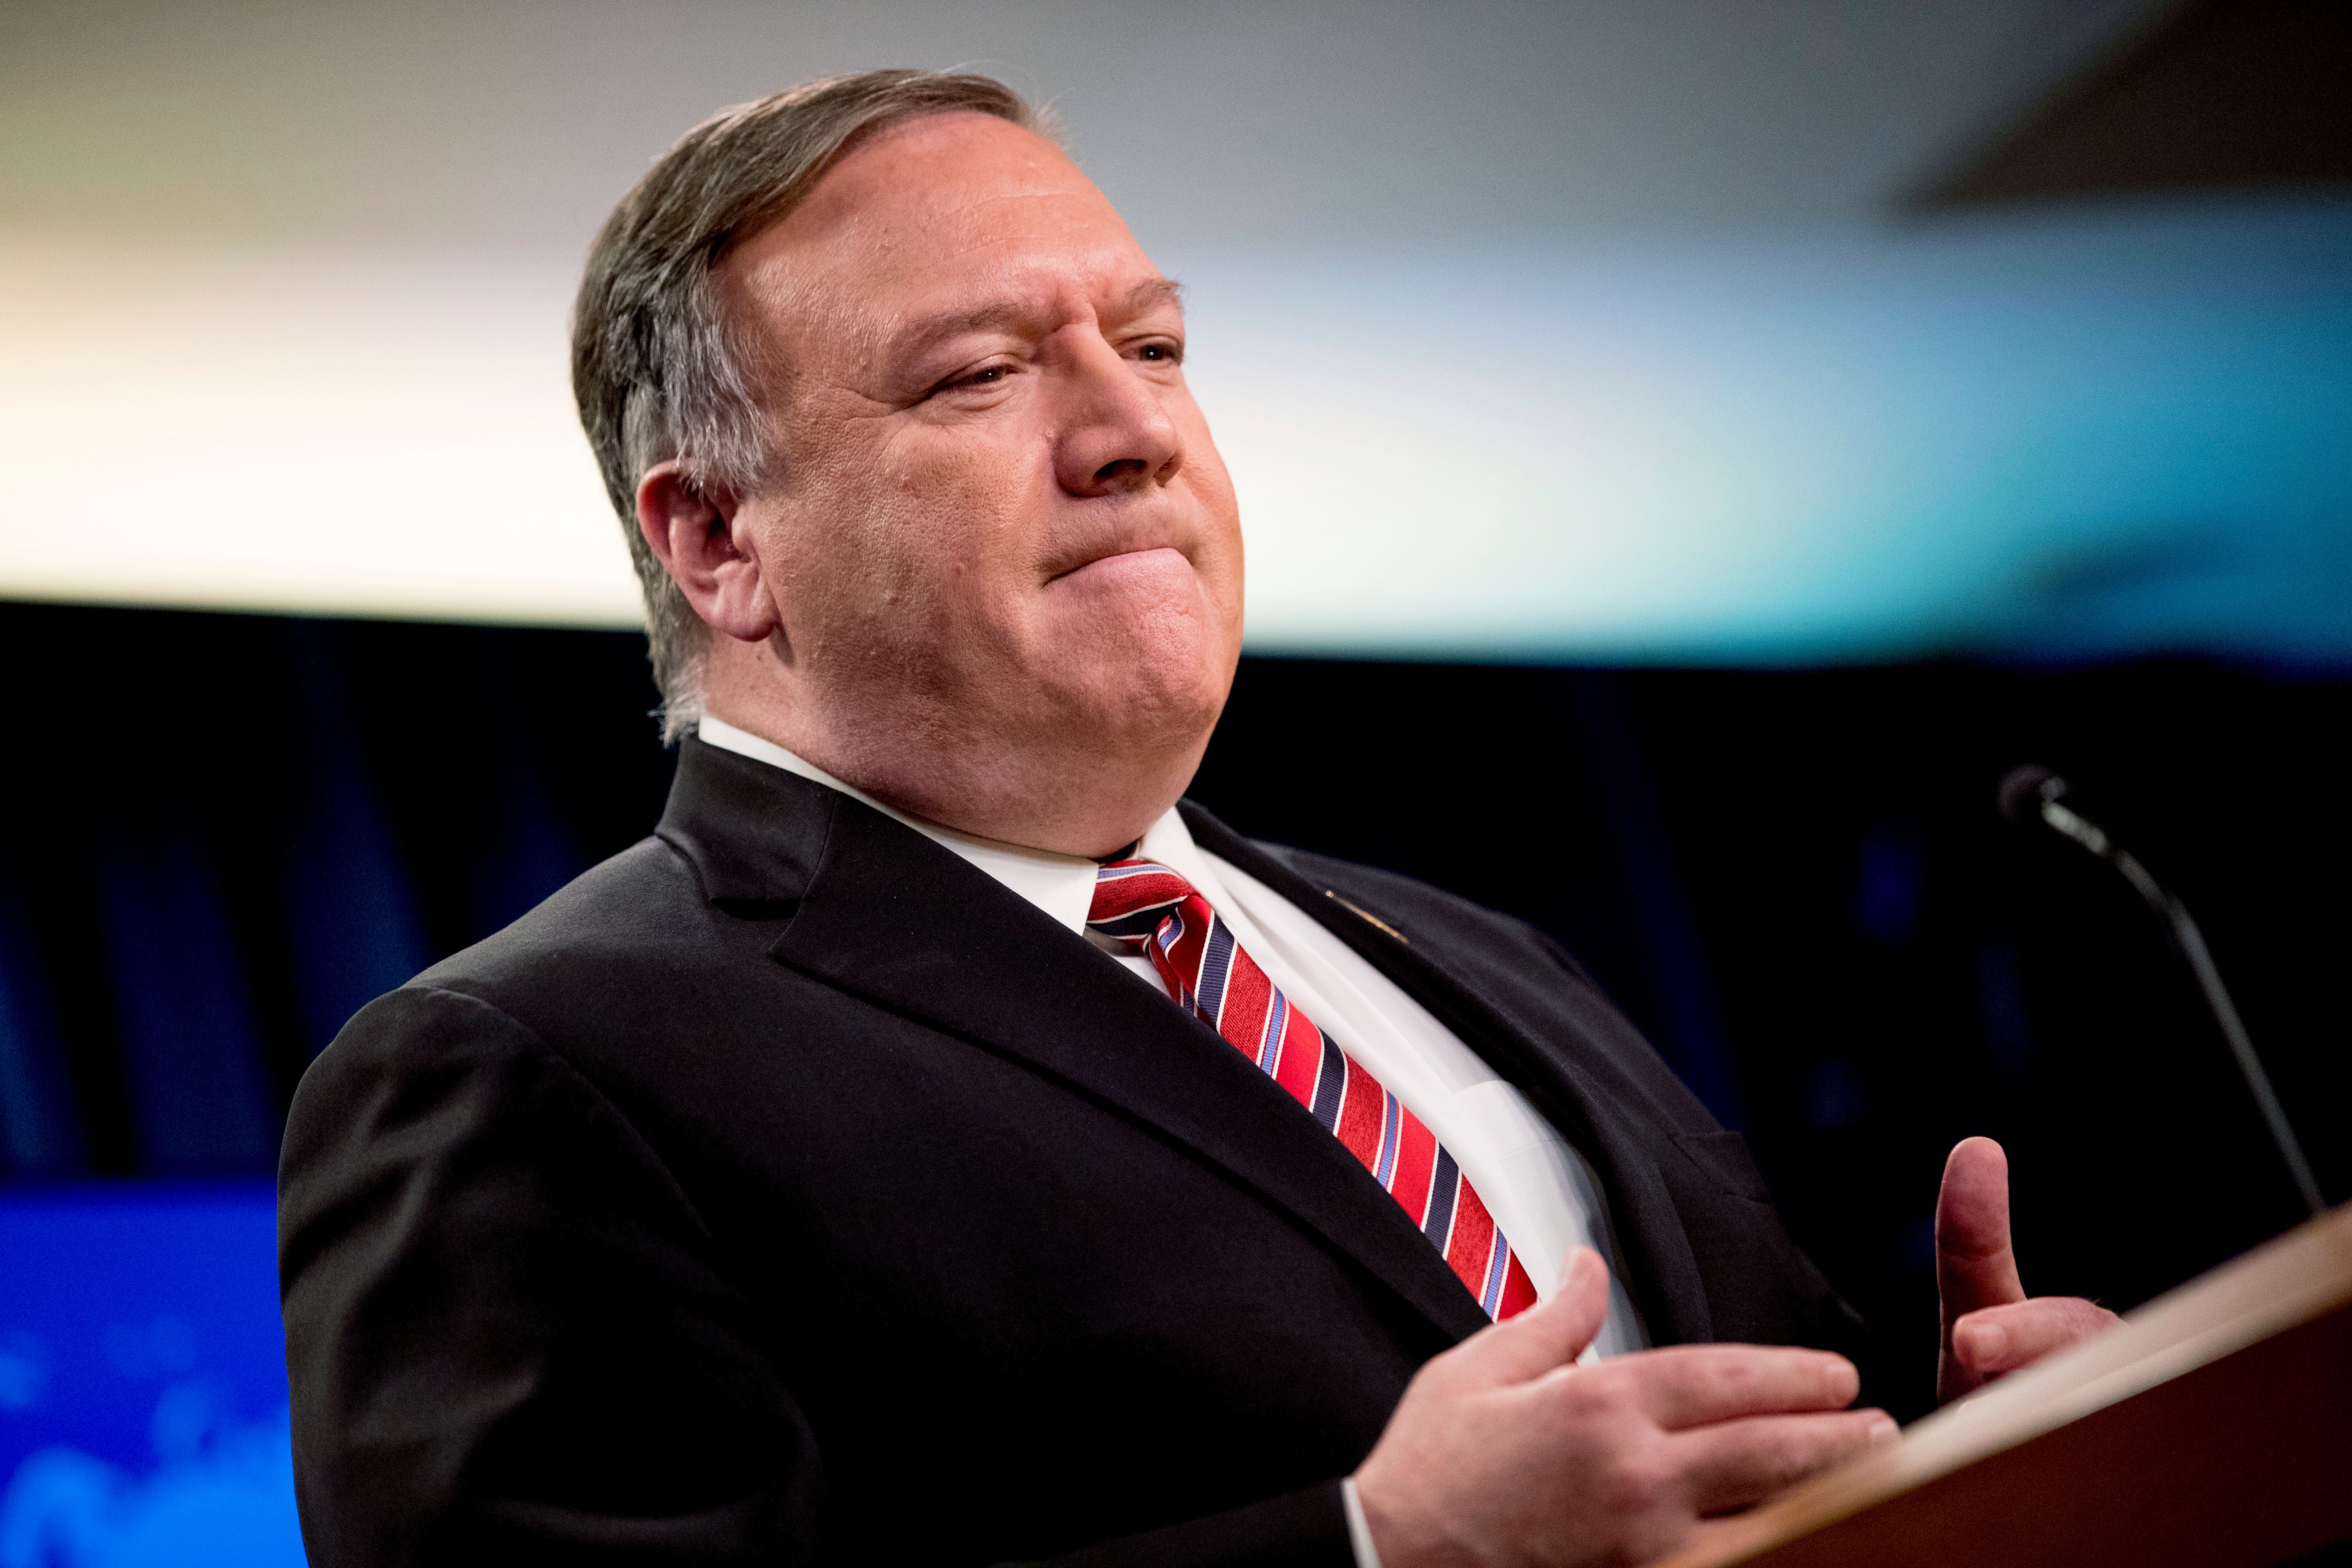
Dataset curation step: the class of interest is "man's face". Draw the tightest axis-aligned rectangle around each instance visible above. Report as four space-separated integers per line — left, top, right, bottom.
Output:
718 111 1244 826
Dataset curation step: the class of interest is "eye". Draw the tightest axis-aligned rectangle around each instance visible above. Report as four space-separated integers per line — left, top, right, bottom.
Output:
929 361 1013 398
1133 339 1183 364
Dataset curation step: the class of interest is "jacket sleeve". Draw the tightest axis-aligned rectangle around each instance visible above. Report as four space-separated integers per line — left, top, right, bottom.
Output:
279 985 1359 1568
279 984 826 1565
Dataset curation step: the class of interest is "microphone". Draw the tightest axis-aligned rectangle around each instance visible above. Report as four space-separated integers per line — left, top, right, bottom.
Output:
1997 765 2324 1216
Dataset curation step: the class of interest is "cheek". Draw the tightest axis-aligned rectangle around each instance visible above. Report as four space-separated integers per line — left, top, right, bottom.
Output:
1174 402 1241 528
782 431 1045 644
1178 431 1246 619
876 437 1047 600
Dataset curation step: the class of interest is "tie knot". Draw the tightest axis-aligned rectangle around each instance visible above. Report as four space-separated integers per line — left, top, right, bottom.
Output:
1087 859 1200 944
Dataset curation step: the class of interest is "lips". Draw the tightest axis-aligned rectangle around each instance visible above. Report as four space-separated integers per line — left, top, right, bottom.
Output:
1042 515 1189 584
1045 543 1189 588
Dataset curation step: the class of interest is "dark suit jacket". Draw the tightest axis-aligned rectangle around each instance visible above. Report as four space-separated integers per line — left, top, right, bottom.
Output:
279 736 1869 1567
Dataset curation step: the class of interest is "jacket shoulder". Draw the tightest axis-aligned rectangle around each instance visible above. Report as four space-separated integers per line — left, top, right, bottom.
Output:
407 831 724 1008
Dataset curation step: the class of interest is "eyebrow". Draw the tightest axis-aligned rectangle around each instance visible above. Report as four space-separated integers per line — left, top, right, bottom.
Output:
1120 276 1185 318
883 276 1185 363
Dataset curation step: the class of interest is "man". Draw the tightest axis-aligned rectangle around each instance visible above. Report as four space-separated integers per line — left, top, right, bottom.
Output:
279 70 2116 1567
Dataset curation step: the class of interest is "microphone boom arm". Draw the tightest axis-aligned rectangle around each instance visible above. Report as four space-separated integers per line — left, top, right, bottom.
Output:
2034 792 2326 1218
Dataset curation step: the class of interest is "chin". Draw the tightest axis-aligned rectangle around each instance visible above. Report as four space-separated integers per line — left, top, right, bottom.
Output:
1090 649 1234 745
1030 573 1241 741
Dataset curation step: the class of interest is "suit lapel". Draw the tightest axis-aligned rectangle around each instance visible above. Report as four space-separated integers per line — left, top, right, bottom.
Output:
662 741 1489 1344
1182 802 1716 1349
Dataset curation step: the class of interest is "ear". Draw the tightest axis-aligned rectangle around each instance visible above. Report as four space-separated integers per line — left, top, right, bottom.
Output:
635 460 778 644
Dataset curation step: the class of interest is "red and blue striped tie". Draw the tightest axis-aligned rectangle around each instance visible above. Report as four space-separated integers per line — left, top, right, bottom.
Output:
1090 860 1539 1320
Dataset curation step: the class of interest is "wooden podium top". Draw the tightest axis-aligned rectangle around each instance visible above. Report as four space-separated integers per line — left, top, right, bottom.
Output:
1657 1204 2352 1568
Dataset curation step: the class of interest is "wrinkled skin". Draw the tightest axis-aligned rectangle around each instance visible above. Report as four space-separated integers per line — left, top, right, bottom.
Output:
638 110 1242 857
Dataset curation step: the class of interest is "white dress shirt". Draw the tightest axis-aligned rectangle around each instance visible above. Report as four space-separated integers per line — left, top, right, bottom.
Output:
696 717 1649 1564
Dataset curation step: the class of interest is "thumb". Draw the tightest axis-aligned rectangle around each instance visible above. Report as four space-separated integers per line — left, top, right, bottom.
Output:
1450 1246 1610 1386
1936 1136 2025 1325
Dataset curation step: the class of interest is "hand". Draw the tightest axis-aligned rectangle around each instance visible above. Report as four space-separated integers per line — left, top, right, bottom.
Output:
1353 1248 1896 1568
1936 1136 2120 1404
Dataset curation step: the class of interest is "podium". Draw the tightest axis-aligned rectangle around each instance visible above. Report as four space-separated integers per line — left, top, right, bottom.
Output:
1659 1205 2352 1568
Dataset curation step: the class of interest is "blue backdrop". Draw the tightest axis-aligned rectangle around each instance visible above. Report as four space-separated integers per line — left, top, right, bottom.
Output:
0 1185 303 1566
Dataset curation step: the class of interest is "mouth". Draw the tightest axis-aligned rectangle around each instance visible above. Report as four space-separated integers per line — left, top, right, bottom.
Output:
1044 543 1191 589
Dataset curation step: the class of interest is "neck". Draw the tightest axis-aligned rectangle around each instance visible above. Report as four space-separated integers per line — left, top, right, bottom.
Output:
700 643 1208 858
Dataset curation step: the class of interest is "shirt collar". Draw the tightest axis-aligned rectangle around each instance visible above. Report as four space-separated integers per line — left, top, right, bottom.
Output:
695 714 1211 936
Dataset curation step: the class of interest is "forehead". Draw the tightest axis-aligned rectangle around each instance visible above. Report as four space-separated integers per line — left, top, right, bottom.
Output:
723 112 1162 358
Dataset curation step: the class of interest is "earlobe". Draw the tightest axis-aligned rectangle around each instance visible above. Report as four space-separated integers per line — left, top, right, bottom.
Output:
634 460 780 644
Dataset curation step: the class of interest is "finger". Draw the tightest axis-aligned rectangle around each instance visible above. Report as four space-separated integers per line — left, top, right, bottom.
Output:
1446 1246 1609 1386
1610 1343 1860 1429
1951 1297 2122 1377
1676 1408 1899 1516
1936 1137 2025 1323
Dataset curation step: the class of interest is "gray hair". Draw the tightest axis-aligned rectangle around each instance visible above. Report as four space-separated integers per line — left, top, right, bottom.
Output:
570 70 1045 741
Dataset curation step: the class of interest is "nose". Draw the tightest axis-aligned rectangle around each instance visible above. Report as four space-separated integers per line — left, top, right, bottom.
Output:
1051 333 1185 499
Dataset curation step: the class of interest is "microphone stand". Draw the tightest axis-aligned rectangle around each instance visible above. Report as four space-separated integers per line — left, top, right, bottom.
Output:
2009 769 2325 1218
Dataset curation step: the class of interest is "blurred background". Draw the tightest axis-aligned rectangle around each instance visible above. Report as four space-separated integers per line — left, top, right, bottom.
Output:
2 1 2348 1559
